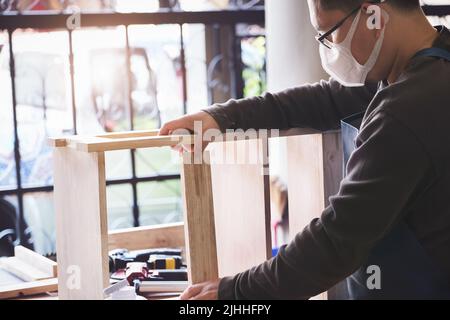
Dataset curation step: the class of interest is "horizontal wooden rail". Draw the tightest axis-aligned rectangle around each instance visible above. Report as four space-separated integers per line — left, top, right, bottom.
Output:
108 222 185 251
49 130 194 152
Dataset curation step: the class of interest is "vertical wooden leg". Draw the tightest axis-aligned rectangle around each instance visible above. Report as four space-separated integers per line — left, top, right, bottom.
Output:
53 147 108 300
286 131 342 300
180 151 219 284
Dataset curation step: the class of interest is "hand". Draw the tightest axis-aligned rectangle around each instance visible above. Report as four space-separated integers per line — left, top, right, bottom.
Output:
179 279 221 300
159 111 221 153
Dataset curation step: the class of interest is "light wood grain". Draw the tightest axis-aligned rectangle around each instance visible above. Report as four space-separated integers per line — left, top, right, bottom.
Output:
180 152 219 284
48 137 69 147
286 134 325 236
209 138 272 278
75 135 194 153
108 222 185 251
14 246 57 278
49 131 194 153
49 130 159 148
0 257 51 282
53 147 109 300
0 278 58 300
286 131 342 238
0 246 57 282
286 131 343 300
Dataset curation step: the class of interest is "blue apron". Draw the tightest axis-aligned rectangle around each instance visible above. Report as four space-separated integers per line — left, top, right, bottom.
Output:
337 47 450 300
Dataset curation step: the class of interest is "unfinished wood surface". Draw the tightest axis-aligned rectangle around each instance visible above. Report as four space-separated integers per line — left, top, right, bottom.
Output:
108 222 185 251
53 147 109 300
49 130 194 153
14 246 57 278
0 246 57 282
208 138 272 278
286 131 342 238
0 257 51 282
0 278 58 300
286 131 343 300
48 130 160 147
180 151 219 284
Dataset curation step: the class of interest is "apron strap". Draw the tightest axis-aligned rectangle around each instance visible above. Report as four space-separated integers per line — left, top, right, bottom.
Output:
413 47 450 61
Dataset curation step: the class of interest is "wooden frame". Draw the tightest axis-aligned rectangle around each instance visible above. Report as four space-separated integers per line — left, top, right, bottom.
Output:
49 129 343 300
50 130 218 299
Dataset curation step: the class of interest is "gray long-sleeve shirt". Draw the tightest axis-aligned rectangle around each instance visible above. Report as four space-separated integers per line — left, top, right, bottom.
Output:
203 26 450 300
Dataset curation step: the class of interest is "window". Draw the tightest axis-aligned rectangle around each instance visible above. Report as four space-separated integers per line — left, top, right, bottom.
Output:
0 2 266 255
422 0 450 27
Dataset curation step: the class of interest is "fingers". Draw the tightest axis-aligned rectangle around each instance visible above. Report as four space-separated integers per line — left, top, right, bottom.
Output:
188 290 217 300
159 119 191 152
159 112 215 154
180 284 203 300
158 121 175 136
180 280 220 300
159 115 195 136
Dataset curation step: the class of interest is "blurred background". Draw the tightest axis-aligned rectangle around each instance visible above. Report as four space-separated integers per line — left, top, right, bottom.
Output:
0 0 448 257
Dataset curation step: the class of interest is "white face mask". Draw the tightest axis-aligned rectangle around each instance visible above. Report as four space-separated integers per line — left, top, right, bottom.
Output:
319 9 389 87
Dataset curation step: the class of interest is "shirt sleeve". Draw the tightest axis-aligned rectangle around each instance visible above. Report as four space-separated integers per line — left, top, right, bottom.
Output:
203 78 378 132
218 111 435 300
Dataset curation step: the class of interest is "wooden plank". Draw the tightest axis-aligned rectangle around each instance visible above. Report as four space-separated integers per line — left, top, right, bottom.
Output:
49 133 194 153
53 147 109 300
286 134 326 236
322 132 345 300
209 138 272 277
49 130 161 147
75 135 194 153
286 131 342 239
180 151 219 284
286 131 342 300
14 246 57 278
0 278 58 300
48 137 68 147
0 257 52 282
108 223 185 251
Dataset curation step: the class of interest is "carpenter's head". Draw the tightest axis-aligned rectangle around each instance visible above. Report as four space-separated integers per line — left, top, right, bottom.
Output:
307 0 423 85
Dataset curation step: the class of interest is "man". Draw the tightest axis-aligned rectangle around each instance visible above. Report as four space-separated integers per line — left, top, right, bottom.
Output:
160 0 450 299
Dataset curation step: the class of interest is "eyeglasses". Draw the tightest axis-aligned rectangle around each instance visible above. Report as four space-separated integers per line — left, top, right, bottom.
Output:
315 5 361 49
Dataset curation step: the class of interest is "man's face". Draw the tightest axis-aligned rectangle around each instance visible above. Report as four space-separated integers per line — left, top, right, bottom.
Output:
307 0 390 82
